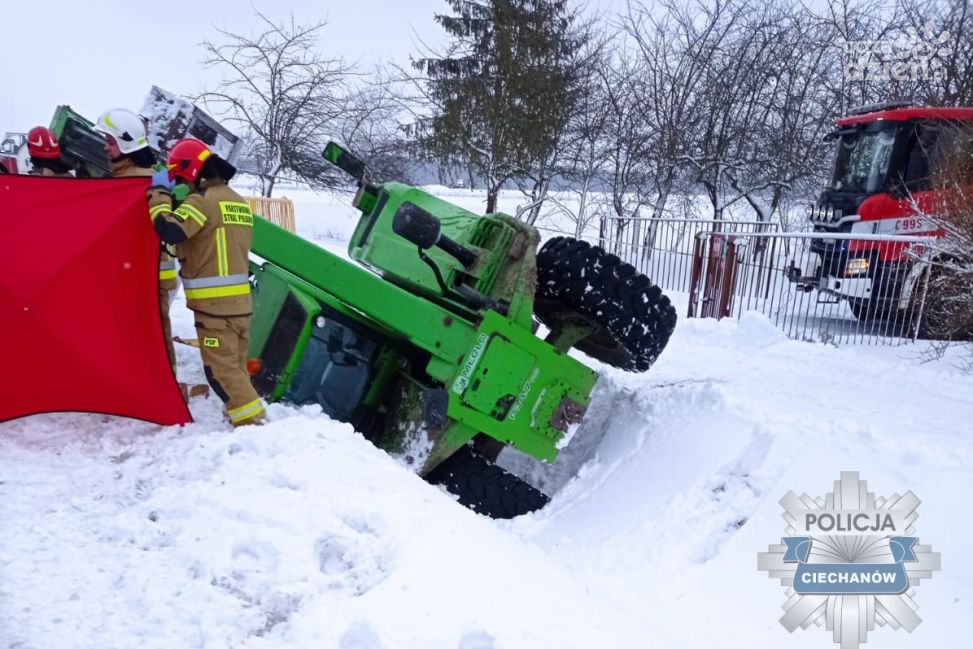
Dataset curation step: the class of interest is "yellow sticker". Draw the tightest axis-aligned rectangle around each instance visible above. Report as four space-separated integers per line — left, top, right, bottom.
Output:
203 337 220 348
219 202 254 226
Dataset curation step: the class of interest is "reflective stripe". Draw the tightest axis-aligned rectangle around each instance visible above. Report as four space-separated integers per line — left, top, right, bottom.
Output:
184 284 250 300
182 273 249 289
216 228 228 276
159 260 176 270
228 399 264 424
174 203 206 227
159 269 177 280
149 203 171 219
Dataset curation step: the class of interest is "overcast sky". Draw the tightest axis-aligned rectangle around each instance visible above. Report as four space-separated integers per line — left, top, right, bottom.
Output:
1 0 627 134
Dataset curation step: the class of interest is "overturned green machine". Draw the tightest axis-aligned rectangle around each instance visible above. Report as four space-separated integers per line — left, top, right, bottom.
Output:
247 143 677 517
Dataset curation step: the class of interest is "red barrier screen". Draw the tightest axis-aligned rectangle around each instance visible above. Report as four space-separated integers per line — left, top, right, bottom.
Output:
0 175 191 425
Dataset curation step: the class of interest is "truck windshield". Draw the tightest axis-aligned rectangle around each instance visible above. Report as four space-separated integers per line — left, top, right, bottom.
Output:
829 125 901 194
284 316 377 422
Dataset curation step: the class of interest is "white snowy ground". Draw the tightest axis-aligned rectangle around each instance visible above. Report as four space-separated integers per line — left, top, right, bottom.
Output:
2 187 972 649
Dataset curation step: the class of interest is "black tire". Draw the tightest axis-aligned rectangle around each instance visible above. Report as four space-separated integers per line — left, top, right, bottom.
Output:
426 445 550 519
916 295 950 339
915 268 969 340
847 298 877 321
847 298 899 322
534 236 676 372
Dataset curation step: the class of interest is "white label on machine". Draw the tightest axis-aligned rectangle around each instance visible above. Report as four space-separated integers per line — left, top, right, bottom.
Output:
453 333 490 394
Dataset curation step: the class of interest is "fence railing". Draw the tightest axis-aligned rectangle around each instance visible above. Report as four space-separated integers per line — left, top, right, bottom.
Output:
593 217 780 294
560 215 938 345
686 230 936 345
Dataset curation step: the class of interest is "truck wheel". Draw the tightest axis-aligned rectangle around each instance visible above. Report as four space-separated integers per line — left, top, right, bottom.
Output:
847 298 894 322
915 268 968 340
426 445 550 519
916 292 950 339
534 237 676 372
847 298 876 321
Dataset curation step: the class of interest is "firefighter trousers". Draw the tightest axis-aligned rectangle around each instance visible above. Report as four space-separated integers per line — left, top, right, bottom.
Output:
194 313 265 426
160 287 176 375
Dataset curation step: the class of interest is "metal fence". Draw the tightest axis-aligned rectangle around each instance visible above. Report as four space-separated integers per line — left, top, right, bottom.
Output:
559 216 939 345
685 231 936 345
592 217 781 294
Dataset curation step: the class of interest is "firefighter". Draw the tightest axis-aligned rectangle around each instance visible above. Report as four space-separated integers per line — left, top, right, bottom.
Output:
147 138 265 427
26 126 73 177
93 108 178 375
93 108 158 177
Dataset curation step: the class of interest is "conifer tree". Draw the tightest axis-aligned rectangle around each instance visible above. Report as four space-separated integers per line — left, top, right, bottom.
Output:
414 0 580 213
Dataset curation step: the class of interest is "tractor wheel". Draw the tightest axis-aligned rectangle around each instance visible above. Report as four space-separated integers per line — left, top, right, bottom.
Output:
534 236 677 372
426 445 550 519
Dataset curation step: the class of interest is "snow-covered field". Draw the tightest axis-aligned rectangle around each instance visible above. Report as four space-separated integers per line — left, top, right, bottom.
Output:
2 187 971 649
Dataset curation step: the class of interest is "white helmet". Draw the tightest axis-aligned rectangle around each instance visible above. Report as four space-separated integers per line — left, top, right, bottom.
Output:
93 108 150 154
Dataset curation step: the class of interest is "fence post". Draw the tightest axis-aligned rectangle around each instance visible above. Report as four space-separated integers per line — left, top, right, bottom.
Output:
688 234 706 318
719 237 740 319
700 233 729 318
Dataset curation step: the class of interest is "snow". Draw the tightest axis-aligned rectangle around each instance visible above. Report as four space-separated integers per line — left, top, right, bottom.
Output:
2 187 972 649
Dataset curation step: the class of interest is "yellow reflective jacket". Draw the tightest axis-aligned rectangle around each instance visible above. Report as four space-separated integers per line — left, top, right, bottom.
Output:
115 160 177 290
148 179 253 317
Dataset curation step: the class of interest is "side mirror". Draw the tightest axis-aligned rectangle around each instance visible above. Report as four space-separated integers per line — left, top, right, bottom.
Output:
393 203 441 249
323 141 366 181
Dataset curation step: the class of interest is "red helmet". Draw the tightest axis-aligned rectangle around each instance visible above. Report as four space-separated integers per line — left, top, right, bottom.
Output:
27 126 61 159
166 138 212 183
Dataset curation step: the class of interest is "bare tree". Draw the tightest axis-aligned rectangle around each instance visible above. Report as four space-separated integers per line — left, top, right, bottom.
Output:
336 70 414 183
624 0 720 257
198 12 356 196
597 48 660 257
894 0 973 105
555 33 614 239
818 0 899 115
723 5 837 229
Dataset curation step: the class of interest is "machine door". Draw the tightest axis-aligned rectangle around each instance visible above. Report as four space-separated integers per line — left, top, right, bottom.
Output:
283 313 380 422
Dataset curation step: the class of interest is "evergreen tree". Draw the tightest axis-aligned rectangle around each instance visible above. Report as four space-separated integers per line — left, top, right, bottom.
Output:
414 0 581 213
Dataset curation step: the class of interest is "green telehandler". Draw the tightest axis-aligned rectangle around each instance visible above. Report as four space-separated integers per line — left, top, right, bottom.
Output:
246 143 678 518
29 99 676 516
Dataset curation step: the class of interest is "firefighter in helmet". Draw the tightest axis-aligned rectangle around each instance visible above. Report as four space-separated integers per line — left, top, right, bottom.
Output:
93 108 158 177
26 127 74 177
147 139 265 427
93 108 178 376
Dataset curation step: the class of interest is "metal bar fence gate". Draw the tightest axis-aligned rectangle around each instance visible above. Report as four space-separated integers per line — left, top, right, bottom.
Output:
574 216 781 295
560 216 937 345
686 231 936 345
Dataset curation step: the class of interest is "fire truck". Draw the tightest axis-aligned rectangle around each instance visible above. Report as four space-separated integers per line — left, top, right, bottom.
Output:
788 101 973 328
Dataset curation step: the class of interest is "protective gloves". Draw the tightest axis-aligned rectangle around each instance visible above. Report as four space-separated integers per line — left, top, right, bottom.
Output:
150 168 175 191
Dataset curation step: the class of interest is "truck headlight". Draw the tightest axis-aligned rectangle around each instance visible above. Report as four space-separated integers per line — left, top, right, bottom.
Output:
844 258 870 276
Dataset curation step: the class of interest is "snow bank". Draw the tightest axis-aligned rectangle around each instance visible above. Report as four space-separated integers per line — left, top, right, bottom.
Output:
511 314 973 648
0 407 672 649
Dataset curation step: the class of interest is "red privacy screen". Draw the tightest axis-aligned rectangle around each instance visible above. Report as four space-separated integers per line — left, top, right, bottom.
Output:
0 175 191 426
